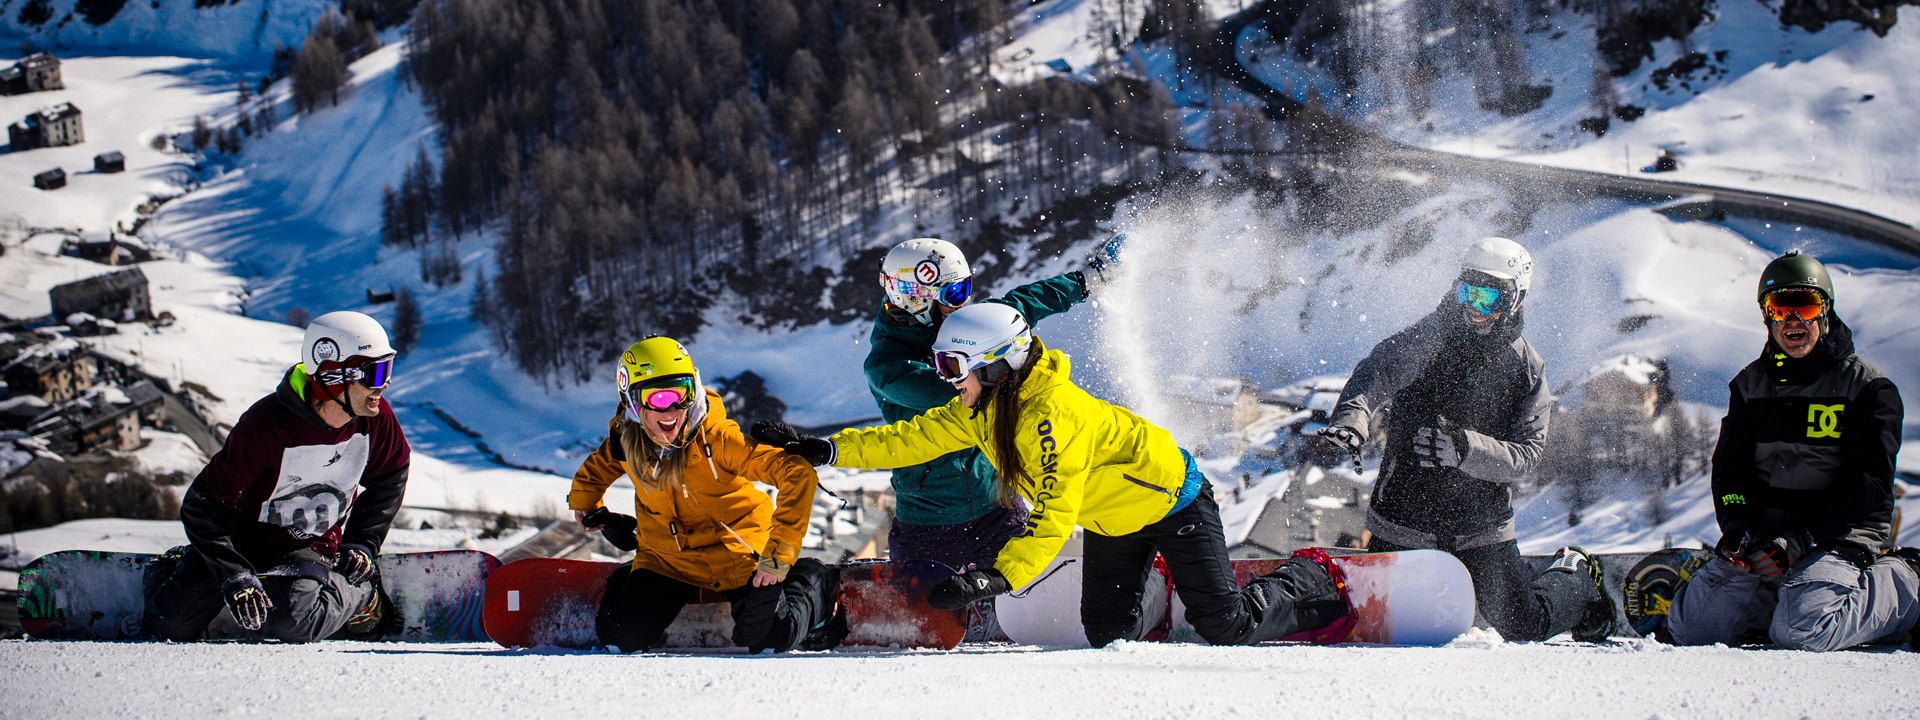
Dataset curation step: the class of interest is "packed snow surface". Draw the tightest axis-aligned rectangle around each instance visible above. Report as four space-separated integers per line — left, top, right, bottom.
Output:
2 637 1915 718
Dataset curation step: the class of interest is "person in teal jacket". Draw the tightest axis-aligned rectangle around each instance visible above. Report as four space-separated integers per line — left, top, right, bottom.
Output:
866 236 1122 573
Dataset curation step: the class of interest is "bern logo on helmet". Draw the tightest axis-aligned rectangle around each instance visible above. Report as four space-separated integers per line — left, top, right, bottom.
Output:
915 260 940 284
357 343 372 351
312 339 341 364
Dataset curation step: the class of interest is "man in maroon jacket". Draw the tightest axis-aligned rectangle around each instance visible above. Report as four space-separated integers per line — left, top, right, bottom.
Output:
144 311 410 642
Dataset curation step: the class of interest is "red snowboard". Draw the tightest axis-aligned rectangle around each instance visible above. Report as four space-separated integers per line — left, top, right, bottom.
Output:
482 558 966 650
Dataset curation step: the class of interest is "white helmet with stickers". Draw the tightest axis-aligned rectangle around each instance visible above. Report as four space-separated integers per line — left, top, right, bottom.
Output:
879 237 973 326
302 311 397 387
931 303 1034 384
1461 237 1533 292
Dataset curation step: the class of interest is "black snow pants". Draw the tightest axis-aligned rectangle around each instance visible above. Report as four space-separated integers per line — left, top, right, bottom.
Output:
142 546 372 643
596 557 837 653
1081 484 1344 648
1367 536 1591 642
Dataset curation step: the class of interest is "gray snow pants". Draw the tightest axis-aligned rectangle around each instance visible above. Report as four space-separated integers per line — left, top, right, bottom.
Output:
1668 551 1920 652
144 546 375 643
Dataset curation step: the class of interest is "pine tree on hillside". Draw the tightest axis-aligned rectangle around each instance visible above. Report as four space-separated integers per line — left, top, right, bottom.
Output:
391 288 422 355
291 36 348 113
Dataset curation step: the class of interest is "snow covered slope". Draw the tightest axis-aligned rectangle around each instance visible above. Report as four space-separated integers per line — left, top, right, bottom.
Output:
3 638 1916 718
0 54 238 230
1 0 324 57
1337 0 1920 224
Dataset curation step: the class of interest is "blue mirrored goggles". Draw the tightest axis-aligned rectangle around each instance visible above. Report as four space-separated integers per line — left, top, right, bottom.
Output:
317 356 395 389
1456 281 1511 316
881 273 973 307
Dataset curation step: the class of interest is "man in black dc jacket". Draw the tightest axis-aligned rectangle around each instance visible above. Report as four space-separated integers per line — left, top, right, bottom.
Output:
1670 252 1918 651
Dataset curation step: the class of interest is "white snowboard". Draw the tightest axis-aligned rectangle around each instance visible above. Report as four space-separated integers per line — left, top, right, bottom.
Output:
1169 549 1476 646
995 556 1170 647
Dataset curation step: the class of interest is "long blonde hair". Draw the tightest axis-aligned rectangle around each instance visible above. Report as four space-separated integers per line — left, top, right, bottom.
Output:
620 418 692 496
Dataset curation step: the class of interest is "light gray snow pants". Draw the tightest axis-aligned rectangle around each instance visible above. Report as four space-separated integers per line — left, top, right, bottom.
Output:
1668 551 1920 652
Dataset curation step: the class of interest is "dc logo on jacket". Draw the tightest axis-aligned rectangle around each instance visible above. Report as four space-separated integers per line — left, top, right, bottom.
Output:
261 435 372 538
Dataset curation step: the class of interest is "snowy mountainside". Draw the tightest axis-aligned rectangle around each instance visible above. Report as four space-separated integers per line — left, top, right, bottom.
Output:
5 0 1918 559
1 0 324 57
1325 0 1920 224
0 54 238 230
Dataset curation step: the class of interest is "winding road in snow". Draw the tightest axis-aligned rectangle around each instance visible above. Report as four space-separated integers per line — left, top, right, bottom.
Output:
1210 1 1920 257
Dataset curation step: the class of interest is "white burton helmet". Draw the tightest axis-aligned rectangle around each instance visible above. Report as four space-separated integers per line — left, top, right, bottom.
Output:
1461 237 1533 292
931 303 1034 384
303 311 397 385
880 238 973 326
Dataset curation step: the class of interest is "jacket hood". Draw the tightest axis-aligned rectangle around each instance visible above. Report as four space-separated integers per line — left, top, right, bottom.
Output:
277 365 340 429
1017 348 1072 402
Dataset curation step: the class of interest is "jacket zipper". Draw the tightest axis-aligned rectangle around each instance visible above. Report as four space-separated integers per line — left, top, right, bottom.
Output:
1122 473 1172 496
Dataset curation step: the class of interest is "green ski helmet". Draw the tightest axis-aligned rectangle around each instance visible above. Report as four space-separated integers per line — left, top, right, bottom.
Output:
1757 251 1835 331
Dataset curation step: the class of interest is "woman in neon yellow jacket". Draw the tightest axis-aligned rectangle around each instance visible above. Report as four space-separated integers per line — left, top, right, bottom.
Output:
754 303 1354 648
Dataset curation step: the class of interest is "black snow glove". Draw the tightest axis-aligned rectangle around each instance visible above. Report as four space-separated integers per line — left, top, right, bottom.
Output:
222 573 272 631
750 421 836 466
336 544 378 585
582 507 640 552
1412 425 1466 469
928 569 1010 611
1316 425 1363 455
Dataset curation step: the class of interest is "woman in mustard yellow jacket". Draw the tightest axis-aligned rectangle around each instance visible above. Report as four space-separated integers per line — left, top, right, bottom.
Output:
570 337 841 653
755 304 1353 648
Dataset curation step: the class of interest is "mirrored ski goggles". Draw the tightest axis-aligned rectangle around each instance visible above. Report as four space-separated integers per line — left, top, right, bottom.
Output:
318 356 395 389
1762 288 1827 323
880 273 973 307
932 337 1025 383
1456 281 1511 316
626 375 698 413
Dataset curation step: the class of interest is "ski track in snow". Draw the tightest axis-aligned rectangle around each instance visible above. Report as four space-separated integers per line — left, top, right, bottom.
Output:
2 638 1916 718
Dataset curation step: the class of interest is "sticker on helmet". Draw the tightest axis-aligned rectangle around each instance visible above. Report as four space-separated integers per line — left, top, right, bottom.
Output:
312 338 341 364
915 260 940 284
616 366 629 391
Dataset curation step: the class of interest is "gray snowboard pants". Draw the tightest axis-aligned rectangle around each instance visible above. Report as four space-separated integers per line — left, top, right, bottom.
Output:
144 546 375 643
1668 551 1920 652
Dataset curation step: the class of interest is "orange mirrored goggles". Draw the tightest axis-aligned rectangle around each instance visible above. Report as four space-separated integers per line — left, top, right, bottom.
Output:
1762 288 1827 323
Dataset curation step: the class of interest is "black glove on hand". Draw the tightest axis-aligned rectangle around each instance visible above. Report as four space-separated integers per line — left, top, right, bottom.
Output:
1741 532 1809 579
928 569 1011 611
1412 426 1465 468
222 573 272 631
1316 425 1363 455
583 507 640 552
750 421 836 466
335 545 377 585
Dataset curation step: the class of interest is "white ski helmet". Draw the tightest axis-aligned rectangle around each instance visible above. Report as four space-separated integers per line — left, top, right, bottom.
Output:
1461 237 1533 292
931 303 1034 384
879 237 973 326
303 311 397 387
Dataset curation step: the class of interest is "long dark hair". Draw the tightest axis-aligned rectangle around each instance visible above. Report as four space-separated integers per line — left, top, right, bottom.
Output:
984 336 1044 509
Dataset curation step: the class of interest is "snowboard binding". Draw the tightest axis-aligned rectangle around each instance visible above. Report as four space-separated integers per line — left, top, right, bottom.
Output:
1281 547 1357 645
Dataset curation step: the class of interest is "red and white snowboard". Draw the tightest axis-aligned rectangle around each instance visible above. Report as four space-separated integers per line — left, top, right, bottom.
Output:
997 549 1475 647
481 557 967 650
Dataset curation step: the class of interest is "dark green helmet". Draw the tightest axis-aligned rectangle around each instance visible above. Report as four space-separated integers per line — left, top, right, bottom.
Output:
1757 251 1834 303
1757 251 1835 330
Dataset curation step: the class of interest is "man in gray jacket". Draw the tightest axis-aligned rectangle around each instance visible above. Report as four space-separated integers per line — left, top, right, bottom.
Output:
1318 238 1615 642
1669 251 1917 651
